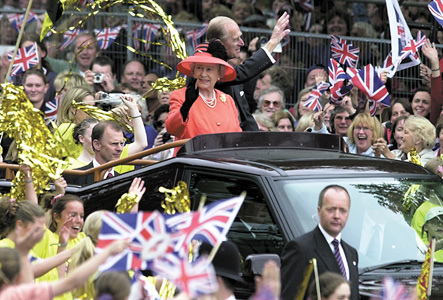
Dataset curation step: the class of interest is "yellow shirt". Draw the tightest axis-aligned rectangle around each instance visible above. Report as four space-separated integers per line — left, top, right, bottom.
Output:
57 123 82 159
32 229 86 300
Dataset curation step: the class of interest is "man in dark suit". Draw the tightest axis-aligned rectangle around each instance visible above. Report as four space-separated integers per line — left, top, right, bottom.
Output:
206 13 291 131
280 185 359 300
65 120 124 185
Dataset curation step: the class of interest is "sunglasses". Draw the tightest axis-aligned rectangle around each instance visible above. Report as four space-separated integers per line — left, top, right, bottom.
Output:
263 100 282 108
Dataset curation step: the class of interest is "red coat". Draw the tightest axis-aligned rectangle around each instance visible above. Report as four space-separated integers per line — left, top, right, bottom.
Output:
166 87 242 142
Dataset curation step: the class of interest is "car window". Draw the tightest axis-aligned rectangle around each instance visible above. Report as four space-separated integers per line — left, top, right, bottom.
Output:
188 172 285 260
276 177 443 268
138 167 182 212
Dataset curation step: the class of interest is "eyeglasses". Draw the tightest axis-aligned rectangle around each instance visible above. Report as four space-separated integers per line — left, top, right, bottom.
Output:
354 126 371 132
263 100 282 108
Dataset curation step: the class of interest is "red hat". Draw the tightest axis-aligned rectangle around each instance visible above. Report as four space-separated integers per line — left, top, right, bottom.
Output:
177 42 236 82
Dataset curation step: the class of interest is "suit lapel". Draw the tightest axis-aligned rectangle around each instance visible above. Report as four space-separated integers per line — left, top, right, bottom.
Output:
342 240 358 280
312 227 342 273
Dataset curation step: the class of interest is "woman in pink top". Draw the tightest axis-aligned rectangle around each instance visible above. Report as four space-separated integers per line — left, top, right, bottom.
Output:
166 40 241 147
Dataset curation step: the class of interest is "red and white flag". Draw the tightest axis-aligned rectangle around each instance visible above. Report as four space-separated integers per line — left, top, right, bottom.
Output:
7 43 39 76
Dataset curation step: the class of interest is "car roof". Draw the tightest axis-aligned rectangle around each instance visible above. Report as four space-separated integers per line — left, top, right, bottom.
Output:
171 132 432 178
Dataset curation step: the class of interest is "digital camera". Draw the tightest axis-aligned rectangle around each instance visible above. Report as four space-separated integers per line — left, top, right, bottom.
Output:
93 73 105 84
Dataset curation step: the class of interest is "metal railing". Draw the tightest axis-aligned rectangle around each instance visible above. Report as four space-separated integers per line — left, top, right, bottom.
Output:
0 3 441 106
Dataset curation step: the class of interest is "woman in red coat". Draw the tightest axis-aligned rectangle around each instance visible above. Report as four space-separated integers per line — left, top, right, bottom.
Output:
166 40 242 145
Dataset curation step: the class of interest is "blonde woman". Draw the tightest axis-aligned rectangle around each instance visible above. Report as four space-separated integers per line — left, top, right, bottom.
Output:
56 86 95 159
345 113 384 156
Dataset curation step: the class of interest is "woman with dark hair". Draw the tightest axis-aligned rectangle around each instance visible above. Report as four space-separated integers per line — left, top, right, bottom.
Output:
326 10 352 37
32 194 85 299
308 272 350 300
22 68 49 112
383 98 412 145
68 118 100 169
388 115 409 154
421 38 443 125
410 86 432 119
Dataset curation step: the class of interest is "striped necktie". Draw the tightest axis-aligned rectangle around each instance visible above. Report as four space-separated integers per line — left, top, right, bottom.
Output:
332 239 347 278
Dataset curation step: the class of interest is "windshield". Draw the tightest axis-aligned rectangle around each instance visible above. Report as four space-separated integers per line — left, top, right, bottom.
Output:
277 176 443 269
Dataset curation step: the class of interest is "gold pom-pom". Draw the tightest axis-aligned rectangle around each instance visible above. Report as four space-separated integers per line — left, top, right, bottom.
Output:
115 192 139 214
158 181 190 215
0 83 67 200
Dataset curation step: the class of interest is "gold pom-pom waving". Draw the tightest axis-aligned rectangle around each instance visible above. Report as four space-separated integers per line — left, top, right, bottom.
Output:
115 192 139 214
158 181 190 215
0 83 67 200
71 101 134 133
408 147 423 166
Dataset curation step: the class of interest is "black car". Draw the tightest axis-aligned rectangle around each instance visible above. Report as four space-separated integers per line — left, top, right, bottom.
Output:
1 132 442 299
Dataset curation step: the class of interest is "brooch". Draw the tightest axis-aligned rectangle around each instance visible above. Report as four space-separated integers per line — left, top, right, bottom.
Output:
220 94 226 103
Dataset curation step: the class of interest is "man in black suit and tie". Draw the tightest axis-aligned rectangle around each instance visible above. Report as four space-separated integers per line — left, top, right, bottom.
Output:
65 120 124 186
205 13 291 131
280 185 359 300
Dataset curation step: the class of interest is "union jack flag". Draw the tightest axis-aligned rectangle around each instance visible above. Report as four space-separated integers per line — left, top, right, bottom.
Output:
44 95 62 123
96 211 172 272
400 31 426 60
377 51 395 77
429 0 443 28
381 277 411 300
305 82 330 112
143 23 161 51
165 195 245 254
386 0 420 75
7 43 39 76
60 29 85 51
351 64 390 116
186 24 207 50
331 38 359 68
328 58 351 102
94 26 122 50
132 23 143 50
330 35 351 48
328 58 348 85
7 12 38 32
151 254 218 299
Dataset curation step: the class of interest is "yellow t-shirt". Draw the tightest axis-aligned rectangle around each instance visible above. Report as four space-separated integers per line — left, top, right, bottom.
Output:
57 123 82 159
0 238 40 263
115 145 135 174
32 229 86 300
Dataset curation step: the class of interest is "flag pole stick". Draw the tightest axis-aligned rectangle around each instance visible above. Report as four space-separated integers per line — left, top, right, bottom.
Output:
197 194 207 211
4 0 35 83
313 258 321 300
427 238 436 297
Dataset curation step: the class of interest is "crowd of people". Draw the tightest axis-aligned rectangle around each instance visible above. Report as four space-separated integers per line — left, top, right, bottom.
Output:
0 0 443 299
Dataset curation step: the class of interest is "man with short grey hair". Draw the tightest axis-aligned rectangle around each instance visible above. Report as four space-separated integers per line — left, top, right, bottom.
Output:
205 13 290 131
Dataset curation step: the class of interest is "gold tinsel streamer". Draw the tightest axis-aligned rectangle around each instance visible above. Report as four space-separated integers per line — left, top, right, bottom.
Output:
158 181 191 215
402 184 420 212
71 101 134 133
49 0 188 94
408 147 423 166
0 83 68 200
115 192 139 214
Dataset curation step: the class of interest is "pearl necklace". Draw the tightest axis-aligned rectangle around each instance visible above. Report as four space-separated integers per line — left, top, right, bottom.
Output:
199 91 217 108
